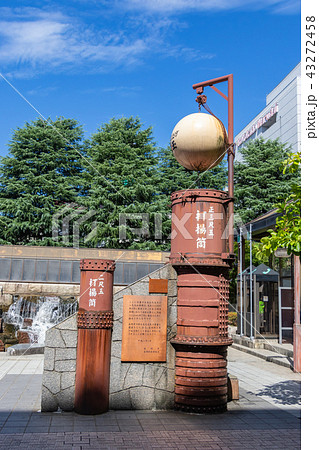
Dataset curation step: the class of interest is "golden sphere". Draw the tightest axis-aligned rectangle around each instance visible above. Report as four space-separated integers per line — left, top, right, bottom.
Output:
170 113 227 172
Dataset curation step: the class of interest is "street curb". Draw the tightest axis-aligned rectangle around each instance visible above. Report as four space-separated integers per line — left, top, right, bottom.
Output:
231 343 294 370
230 333 293 358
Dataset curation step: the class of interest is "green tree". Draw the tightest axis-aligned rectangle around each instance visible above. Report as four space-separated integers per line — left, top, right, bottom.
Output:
0 117 85 245
82 117 164 249
257 152 301 257
234 138 300 224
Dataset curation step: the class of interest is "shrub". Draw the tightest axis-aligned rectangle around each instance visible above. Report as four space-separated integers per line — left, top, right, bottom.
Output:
228 312 237 326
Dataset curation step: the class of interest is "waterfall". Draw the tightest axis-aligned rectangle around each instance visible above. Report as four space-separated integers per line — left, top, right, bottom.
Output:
3 296 78 345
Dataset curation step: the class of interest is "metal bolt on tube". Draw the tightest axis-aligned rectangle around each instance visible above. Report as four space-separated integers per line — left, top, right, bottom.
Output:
74 259 115 415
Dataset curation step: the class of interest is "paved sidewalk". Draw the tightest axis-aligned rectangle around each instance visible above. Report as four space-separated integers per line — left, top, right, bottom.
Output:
0 349 300 449
0 353 43 415
228 347 300 418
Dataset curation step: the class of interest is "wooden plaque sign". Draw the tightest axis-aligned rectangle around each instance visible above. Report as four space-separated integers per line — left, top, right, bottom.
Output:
121 295 167 362
149 279 168 294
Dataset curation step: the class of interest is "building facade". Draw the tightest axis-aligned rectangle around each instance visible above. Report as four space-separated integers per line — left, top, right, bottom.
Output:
235 63 301 160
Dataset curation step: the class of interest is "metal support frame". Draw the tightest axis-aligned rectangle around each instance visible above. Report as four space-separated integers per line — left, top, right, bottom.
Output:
192 74 234 254
256 277 261 335
278 286 293 345
249 224 253 340
243 275 247 336
239 227 243 336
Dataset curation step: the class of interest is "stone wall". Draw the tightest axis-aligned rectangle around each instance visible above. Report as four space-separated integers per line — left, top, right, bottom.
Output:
41 264 177 412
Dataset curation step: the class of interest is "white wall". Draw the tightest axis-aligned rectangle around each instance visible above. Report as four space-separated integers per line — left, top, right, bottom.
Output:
235 63 301 162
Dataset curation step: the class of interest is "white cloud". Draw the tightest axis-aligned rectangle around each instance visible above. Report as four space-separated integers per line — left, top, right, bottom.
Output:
271 0 300 15
0 20 70 65
121 0 300 14
0 8 213 77
0 12 147 71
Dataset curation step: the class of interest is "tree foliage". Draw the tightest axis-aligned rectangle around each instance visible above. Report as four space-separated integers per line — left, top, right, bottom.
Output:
234 138 300 224
257 152 301 257
81 117 163 249
0 118 85 245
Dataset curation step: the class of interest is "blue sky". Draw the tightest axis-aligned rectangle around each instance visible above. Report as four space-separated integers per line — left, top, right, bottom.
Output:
0 0 301 157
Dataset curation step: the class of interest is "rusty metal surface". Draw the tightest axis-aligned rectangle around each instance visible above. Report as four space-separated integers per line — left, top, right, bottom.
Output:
174 348 228 413
149 279 168 294
169 189 232 413
176 376 226 386
78 260 114 312
195 94 207 105
174 270 230 342
192 74 233 90
175 367 227 378
74 259 115 415
121 295 167 362
77 311 114 329
80 259 115 272
74 328 112 415
172 336 232 346
170 189 231 264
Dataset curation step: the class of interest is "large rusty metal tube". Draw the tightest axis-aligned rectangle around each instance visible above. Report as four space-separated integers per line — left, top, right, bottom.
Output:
170 189 233 413
175 348 228 412
74 259 115 415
